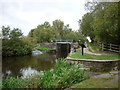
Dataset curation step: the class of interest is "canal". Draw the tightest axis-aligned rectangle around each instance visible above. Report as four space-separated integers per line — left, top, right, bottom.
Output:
2 53 57 78
2 43 70 78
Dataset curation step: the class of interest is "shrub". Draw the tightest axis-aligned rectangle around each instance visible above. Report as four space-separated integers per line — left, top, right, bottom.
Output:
39 59 89 88
2 38 32 56
2 26 33 56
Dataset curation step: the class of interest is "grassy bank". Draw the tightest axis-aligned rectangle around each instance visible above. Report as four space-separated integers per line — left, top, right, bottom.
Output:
35 46 52 50
70 50 119 60
2 59 89 88
71 74 118 88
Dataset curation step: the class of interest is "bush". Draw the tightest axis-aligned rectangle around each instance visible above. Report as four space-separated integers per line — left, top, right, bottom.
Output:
40 59 89 88
2 26 33 56
2 38 32 56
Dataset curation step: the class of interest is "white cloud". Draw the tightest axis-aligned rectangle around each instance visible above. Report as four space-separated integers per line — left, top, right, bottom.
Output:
0 0 87 36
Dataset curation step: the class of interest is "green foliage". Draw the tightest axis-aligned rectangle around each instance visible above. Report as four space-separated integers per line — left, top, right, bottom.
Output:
2 26 10 39
2 73 42 88
80 2 119 44
52 19 64 40
9 28 23 39
80 13 94 41
2 77 26 88
22 72 42 88
29 21 53 43
40 59 89 88
28 20 84 43
2 26 32 56
2 38 32 56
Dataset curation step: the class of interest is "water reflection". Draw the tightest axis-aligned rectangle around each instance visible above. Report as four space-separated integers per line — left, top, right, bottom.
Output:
20 67 38 76
3 70 12 78
6 70 12 76
32 50 43 56
2 53 56 78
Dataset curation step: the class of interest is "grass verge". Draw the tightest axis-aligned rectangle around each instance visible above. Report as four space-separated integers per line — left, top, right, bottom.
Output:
71 75 118 88
70 50 119 60
35 46 52 50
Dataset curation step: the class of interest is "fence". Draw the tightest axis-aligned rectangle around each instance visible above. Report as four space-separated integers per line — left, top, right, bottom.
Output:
97 42 120 53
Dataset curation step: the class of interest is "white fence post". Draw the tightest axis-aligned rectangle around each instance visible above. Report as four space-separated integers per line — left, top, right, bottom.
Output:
110 44 111 51
119 45 120 53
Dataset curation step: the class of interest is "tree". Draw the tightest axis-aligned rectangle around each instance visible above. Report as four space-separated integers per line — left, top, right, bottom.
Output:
80 2 119 44
80 13 94 41
2 26 10 39
9 28 23 39
52 19 64 40
2 26 32 56
91 2 119 44
28 20 84 43
29 21 54 43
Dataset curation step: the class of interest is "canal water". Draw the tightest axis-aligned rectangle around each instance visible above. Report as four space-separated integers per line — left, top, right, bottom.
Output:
2 43 71 79
2 51 69 79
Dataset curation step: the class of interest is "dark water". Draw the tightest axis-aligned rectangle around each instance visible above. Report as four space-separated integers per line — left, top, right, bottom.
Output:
2 43 70 78
2 53 57 78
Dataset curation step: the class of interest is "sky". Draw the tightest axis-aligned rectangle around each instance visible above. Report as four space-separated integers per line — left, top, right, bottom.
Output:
0 0 87 36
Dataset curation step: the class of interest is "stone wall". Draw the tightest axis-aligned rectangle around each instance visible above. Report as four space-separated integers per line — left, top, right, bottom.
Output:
67 58 119 72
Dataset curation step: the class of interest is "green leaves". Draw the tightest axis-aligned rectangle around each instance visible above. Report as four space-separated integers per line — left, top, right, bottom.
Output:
2 77 25 88
40 59 89 88
9 28 23 39
2 26 23 40
2 26 32 56
80 13 94 41
28 20 83 42
81 2 119 44
2 26 10 39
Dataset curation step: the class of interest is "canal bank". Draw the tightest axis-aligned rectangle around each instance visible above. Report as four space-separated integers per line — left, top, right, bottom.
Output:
65 48 119 88
66 47 119 77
